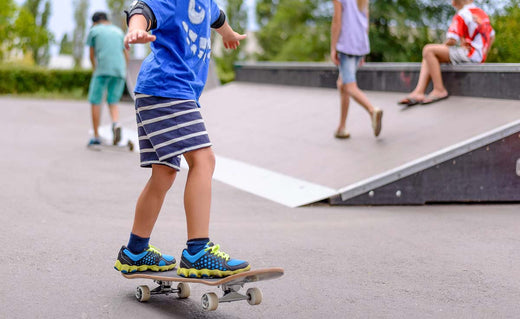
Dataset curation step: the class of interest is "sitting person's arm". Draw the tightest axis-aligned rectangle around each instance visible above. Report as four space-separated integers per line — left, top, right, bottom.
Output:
444 38 457 47
484 34 495 59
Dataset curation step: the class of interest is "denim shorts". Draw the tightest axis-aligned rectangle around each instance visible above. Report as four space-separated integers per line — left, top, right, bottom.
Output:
338 53 363 84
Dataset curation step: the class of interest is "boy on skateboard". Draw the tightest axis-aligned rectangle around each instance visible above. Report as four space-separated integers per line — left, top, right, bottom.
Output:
114 0 250 278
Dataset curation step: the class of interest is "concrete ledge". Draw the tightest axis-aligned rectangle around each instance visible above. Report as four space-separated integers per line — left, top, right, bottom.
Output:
234 62 520 100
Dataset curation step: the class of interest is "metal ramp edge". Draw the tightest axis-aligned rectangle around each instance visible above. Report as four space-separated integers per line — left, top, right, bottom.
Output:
331 119 520 205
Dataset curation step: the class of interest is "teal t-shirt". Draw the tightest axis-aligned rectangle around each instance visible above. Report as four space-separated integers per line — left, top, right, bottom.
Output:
86 24 126 78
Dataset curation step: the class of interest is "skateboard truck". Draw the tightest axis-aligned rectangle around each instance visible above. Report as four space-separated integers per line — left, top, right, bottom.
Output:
136 280 262 311
124 267 283 311
135 280 190 302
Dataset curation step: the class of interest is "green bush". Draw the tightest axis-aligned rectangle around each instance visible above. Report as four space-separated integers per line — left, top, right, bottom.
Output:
0 65 92 96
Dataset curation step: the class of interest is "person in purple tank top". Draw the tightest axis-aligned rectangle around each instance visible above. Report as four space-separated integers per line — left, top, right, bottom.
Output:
330 0 382 139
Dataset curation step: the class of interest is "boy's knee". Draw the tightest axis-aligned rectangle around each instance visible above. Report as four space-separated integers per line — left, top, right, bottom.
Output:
151 165 177 190
185 147 215 171
422 44 434 57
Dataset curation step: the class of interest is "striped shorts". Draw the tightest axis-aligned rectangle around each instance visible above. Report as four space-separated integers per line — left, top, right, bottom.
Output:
135 94 212 170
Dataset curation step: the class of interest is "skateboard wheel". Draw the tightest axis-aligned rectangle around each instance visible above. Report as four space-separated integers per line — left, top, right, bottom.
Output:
136 285 151 302
201 292 218 311
177 282 190 299
246 287 262 305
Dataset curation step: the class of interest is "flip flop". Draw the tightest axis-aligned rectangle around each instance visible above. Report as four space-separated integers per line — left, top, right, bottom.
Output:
397 97 422 107
421 94 449 105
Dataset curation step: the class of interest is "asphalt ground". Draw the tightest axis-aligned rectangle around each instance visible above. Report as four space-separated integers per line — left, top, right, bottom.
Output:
1 90 520 318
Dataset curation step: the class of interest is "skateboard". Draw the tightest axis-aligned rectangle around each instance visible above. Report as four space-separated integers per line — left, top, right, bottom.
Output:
122 267 284 311
87 140 134 152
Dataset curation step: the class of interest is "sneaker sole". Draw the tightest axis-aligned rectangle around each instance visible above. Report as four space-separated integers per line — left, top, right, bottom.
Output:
114 260 176 273
177 265 251 278
373 110 383 137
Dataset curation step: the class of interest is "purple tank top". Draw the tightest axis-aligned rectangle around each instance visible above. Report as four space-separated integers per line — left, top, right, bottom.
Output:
336 0 370 56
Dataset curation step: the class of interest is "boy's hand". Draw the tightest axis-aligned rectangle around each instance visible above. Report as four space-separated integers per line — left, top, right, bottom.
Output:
330 49 339 66
124 29 156 50
221 31 247 50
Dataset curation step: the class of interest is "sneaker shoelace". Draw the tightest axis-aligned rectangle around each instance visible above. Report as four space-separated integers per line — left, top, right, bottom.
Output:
147 245 161 255
205 244 230 260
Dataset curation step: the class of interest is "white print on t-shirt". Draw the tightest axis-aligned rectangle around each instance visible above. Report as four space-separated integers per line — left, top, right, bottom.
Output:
188 0 205 24
183 0 211 61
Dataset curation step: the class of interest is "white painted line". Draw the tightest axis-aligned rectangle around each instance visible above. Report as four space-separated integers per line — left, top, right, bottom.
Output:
181 155 338 208
98 124 338 207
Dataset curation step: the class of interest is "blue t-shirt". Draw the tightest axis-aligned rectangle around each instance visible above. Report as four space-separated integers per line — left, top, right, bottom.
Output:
136 0 221 101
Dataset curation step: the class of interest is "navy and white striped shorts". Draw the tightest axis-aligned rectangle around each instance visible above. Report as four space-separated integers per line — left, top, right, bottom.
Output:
135 94 212 171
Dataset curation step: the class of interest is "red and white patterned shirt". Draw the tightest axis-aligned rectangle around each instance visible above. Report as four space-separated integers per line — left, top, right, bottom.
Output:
447 3 495 63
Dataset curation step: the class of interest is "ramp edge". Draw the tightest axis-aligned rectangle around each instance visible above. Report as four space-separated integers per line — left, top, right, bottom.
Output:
338 119 520 202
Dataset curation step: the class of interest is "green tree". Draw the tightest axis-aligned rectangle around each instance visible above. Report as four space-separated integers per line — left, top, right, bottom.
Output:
255 0 503 63
72 0 89 68
106 0 131 31
213 0 248 82
255 0 332 61
0 0 18 61
487 0 520 62
59 33 73 55
364 0 455 62
19 0 53 65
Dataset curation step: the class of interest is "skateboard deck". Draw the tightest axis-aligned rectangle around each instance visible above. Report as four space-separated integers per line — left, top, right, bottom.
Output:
87 140 134 152
122 267 284 311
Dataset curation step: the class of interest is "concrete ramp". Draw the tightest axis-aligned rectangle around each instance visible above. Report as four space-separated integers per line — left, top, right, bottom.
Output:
197 82 520 206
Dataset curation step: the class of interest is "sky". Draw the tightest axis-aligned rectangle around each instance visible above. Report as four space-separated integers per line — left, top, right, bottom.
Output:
14 0 258 56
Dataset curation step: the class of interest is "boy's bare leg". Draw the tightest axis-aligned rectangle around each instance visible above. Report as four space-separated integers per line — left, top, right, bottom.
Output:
108 104 120 123
131 164 177 238
345 82 375 115
422 44 450 98
183 147 215 240
91 104 101 137
408 59 431 101
108 104 122 144
336 77 350 133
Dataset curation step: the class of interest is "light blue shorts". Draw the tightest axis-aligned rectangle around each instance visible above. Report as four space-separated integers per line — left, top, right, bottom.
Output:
88 75 126 105
338 53 363 84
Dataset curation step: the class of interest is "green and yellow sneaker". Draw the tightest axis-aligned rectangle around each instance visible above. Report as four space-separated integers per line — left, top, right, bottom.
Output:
177 242 250 278
114 245 176 273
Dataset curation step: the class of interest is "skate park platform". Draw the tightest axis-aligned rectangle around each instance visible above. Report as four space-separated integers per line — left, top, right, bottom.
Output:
121 61 520 207
198 82 520 206
2 62 520 317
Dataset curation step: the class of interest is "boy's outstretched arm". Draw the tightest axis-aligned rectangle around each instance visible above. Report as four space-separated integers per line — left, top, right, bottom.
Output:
125 15 156 50
214 21 246 50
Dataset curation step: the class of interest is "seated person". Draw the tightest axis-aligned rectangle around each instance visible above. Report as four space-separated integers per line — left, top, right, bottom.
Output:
398 0 495 106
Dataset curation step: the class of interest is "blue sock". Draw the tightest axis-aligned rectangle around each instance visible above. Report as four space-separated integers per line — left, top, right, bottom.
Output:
127 233 150 254
187 238 210 255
